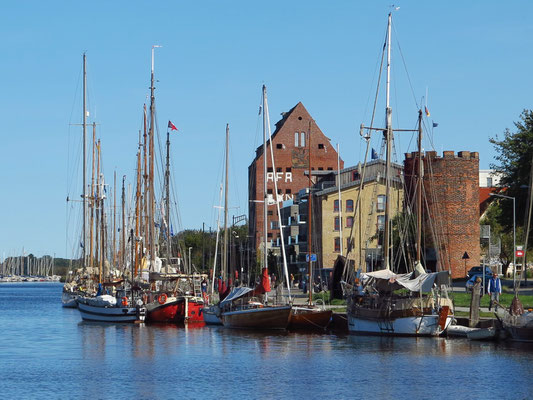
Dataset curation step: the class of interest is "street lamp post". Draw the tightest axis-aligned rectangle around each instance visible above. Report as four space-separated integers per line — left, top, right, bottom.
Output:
489 193 516 286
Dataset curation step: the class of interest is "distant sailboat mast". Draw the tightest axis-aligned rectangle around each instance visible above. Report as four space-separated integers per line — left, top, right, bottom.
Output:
82 53 87 269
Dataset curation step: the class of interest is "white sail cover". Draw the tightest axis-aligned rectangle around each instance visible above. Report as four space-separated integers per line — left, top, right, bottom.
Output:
362 269 450 293
220 287 253 307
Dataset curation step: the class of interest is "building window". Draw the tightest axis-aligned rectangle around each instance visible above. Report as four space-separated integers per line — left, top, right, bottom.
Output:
346 199 354 212
286 167 292 172
276 167 282 172
346 216 354 228
277 188 282 194
377 195 386 212
487 177 493 187
327 167 333 171
352 171 360 181
267 232 273 238
267 188 273 194
318 144 324 149
295 132 299 147
334 237 340 252
271 221 279 230
346 237 354 250
286 189 291 194
276 143 283 149
300 132 306 147
377 215 385 231
267 210 273 216
267 167 273 173
334 199 340 212
318 167 323 171
334 216 341 231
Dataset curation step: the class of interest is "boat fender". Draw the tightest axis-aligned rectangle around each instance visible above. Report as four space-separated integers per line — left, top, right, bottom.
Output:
158 293 168 305
142 294 148 304
121 297 128 307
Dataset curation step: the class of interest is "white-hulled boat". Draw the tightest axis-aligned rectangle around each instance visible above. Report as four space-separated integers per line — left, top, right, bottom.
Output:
77 293 146 323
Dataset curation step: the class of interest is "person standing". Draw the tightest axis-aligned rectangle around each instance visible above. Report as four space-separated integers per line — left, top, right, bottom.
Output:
487 272 502 311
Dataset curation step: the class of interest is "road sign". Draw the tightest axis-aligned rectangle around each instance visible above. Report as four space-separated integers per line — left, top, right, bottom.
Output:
516 250 524 257
306 254 317 262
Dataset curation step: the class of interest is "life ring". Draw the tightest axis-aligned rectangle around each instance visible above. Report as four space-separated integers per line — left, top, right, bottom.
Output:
121 296 128 307
158 293 168 305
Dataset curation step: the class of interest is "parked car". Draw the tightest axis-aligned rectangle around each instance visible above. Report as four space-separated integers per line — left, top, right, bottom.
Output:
467 266 493 279
465 274 491 292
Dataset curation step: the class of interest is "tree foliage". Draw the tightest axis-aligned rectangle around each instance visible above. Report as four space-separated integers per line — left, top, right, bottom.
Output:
489 109 533 250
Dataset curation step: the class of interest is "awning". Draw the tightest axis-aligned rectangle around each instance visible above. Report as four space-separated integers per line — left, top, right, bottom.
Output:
220 287 253 307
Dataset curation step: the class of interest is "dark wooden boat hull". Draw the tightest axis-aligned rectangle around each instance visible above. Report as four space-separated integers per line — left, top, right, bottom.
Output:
289 307 332 330
222 306 291 330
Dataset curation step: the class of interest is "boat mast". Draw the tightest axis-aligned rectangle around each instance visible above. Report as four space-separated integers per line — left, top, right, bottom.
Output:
211 183 223 295
165 127 172 268
96 140 102 283
135 131 142 277
148 45 160 268
113 171 116 271
122 175 126 274
223 124 229 284
416 110 423 263
262 85 268 273
82 53 87 269
90 123 96 272
383 12 393 270
307 121 313 304
142 105 148 270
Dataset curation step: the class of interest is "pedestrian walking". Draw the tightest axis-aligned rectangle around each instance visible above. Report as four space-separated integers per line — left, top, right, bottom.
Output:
488 272 502 311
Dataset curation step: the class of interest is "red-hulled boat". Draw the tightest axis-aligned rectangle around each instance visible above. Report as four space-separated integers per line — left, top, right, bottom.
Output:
175 296 205 323
145 293 205 323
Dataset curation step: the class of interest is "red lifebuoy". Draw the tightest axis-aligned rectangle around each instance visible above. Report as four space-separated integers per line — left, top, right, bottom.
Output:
121 296 128 307
158 293 168 305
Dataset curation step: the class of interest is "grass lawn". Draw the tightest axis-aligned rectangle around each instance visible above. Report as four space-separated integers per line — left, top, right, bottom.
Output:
455 310 496 318
449 291 533 309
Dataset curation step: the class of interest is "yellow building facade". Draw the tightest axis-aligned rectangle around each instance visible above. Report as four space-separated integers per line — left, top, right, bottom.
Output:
316 161 403 272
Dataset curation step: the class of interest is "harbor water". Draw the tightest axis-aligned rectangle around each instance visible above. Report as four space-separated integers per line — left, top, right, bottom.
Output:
1 283 532 399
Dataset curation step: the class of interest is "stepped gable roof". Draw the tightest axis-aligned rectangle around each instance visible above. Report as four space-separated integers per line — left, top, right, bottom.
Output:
252 102 316 162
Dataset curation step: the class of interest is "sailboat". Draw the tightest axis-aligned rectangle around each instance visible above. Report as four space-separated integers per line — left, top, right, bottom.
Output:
344 13 453 336
288 120 332 330
202 125 230 326
219 85 292 330
137 47 205 324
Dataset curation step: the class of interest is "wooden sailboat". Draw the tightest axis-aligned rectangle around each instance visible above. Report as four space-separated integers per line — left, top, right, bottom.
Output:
220 85 291 330
288 120 332 330
137 47 204 324
345 13 453 336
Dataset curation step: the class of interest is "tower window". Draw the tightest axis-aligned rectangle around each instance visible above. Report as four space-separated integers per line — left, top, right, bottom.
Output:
276 143 283 149
318 144 324 149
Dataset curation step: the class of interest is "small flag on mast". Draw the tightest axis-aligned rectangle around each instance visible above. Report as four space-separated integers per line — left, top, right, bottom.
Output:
424 106 430 117
168 121 178 131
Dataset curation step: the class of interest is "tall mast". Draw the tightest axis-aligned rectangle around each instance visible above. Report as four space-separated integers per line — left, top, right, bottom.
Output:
307 121 313 304
416 109 423 263
262 85 268 273
96 140 101 283
82 53 87 269
223 124 229 283
148 45 160 268
89 123 96 271
383 12 393 270
113 171 116 271
142 105 148 268
135 131 142 277
122 175 126 273
337 143 343 256
165 127 172 267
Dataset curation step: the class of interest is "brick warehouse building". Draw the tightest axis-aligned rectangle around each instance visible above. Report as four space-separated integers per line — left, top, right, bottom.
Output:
404 150 480 278
248 102 343 257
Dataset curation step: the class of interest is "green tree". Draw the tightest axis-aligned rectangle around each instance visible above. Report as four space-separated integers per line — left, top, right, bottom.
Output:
489 109 533 252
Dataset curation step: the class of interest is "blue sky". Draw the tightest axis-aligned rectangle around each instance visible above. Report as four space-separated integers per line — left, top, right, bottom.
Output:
1 1 532 259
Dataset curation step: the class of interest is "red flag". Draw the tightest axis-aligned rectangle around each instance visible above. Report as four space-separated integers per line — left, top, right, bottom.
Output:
424 106 430 117
168 121 178 131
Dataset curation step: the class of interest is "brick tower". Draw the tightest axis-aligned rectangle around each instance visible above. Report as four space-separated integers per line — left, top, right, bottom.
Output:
248 102 343 256
404 150 480 278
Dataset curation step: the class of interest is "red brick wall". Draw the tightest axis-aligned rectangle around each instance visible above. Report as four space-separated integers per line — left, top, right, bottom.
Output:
249 102 343 250
404 150 480 278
